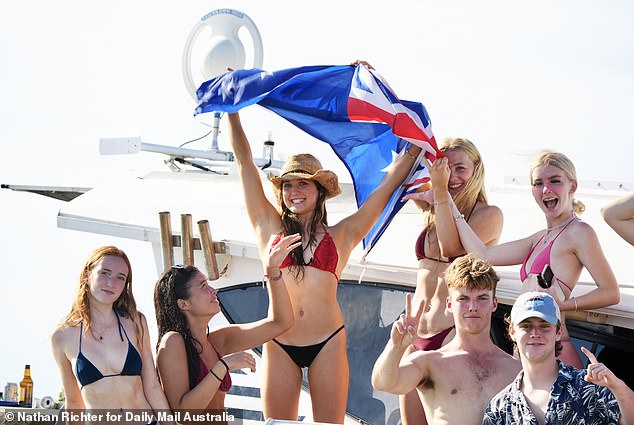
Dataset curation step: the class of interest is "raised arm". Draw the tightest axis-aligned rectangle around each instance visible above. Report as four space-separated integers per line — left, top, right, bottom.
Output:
211 233 298 355
404 156 503 257
408 156 529 265
336 145 423 253
372 294 428 394
601 193 634 245
226 112 281 241
581 347 634 424
447 195 533 266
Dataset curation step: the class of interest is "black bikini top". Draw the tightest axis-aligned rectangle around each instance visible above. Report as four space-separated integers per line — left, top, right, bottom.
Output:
74 310 142 388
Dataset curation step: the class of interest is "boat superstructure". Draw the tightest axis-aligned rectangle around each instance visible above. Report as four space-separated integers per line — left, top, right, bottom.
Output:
44 153 633 424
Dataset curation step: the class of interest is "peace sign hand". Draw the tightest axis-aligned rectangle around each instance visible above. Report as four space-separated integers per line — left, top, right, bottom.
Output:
267 233 302 270
581 346 618 388
391 293 425 348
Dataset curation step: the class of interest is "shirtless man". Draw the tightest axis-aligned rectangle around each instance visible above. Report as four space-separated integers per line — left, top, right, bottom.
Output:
372 253 520 425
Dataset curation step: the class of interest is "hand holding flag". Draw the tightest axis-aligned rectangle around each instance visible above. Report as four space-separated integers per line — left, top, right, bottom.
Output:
195 64 441 256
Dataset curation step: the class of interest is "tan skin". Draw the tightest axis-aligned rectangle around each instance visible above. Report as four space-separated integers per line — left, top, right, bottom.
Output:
602 192 634 245
50 255 173 425
156 236 297 420
451 163 620 368
398 152 503 425
227 110 421 423
372 288 521 425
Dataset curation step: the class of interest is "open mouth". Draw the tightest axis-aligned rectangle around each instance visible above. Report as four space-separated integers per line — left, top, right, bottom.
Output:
448 183 462 190
543 198 558 209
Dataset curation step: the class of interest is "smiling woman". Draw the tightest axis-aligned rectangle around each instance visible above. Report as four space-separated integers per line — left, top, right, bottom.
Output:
226 110 422 423
449 151 621 368
153 233 297 421
398 137 503 425
49 246 173 424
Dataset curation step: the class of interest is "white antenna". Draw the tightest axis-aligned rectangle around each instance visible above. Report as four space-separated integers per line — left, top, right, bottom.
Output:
182 9 264 152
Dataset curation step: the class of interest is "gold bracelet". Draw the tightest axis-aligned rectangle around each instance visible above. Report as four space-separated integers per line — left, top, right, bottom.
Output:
573 297 578 312
433 200 449 206
405 148 417 160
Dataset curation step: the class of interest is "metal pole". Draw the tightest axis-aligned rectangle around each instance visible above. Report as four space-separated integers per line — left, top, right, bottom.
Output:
198 220 220 280
181 214 194 266
158 212 174 270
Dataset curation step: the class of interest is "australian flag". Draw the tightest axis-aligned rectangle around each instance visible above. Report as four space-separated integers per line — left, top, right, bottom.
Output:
196 64 440 257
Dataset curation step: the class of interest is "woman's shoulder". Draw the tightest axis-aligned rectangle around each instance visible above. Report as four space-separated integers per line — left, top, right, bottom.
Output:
474 202 503 217
470 202 504 225
117 309 147 330
158 331 187 351
51 323 79 348
565 217 599 242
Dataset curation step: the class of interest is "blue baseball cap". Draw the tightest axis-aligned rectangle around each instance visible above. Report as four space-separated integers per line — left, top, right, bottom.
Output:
511 292 561 325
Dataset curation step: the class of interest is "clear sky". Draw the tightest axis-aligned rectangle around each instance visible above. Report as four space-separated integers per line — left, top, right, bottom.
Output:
1 0 633 401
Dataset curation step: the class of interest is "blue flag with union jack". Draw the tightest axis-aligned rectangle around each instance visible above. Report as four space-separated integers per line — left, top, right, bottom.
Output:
195 64 440 257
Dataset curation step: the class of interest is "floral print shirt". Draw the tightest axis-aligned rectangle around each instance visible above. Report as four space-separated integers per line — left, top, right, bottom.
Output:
482 361 620 424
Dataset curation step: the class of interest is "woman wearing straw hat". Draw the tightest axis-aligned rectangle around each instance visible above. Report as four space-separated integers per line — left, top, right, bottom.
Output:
227 111 421 423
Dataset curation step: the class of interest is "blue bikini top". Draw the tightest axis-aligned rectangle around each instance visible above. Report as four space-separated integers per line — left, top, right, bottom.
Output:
75 310 142 388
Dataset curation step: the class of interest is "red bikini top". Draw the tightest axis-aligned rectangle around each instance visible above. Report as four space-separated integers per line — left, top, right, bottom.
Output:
415 202 478 262
270 226 339 279
194 341 231 392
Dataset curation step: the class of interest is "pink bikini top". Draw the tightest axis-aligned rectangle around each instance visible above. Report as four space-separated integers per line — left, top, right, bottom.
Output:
270 226 339 279
520 218 576 292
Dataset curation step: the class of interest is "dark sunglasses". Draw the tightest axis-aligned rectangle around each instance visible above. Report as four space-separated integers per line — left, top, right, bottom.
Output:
537 265 554 289
171 264 185 271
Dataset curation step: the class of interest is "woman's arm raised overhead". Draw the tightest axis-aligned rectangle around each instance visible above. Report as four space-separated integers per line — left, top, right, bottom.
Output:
227 112 280 239
601 192 634 245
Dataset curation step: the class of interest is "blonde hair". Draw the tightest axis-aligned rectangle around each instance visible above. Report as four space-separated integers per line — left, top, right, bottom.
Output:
529 151 585 215
425 137 488 228
445 253 499 295
62 246 143 347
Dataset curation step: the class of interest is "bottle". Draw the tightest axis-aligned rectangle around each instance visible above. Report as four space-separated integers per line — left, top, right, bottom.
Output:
19 364 33 407
262 131 274 165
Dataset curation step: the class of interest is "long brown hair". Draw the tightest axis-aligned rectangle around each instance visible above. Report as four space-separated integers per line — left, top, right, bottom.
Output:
277 180 328 281
61 246 143 347
425 137 488 228
154 265 205 389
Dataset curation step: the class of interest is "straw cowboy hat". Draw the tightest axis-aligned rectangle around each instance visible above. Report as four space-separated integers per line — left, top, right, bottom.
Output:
268 153 342 200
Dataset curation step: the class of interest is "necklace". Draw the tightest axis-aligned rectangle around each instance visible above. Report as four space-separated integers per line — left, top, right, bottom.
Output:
545 215 575 233
92 315 117 341
542 216 575 245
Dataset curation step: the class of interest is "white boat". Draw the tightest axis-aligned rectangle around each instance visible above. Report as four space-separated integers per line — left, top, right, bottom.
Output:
5 146 632 424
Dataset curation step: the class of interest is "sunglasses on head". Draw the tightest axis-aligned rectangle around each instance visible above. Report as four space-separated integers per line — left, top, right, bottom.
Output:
537 265 554 289
171 264 185 271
